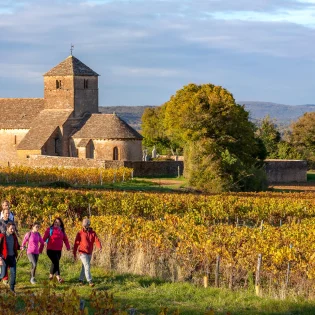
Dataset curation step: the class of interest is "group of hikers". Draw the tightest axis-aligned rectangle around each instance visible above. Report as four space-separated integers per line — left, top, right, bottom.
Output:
0 200 102 294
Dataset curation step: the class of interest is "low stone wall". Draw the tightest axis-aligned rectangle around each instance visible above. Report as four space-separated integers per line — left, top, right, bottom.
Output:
16 155 184 177
124 161 184 177
265 159 307 183
25 155 105 168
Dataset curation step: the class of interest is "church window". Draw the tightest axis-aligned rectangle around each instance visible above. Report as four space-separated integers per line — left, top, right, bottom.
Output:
113 147 119 160
56 80 62 89
84 79 88 89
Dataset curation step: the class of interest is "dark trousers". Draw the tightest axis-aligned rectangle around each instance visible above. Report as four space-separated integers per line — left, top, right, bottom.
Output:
27 253 39 278
5 255 16 291
47 250 62 276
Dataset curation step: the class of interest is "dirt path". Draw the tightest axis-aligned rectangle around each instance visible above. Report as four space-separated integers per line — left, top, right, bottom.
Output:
140 178 183 186
270 183 315 192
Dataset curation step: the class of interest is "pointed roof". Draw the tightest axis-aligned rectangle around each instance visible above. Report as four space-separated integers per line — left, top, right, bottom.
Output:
17 109 72 150
44 55 99 77
72 114 143 140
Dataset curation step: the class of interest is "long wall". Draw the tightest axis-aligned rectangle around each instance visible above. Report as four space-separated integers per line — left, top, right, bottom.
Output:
19 155 184 177
264 159 307 183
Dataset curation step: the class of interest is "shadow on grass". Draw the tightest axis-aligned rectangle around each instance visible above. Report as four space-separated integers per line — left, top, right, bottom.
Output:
0 179 187 193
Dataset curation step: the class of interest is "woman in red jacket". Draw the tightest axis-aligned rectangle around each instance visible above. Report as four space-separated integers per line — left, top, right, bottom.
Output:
73 218 102 287
40 217 70 283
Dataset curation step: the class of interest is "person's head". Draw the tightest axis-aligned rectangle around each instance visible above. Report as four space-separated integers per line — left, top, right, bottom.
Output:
6 222 15 234
82 218 90 230
2 209 10 221
1 200 10 211
31 222 40 232
51 217 65 232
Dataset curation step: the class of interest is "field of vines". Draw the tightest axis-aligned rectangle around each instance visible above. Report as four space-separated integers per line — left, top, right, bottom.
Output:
2 186 315 297
0 166 132 186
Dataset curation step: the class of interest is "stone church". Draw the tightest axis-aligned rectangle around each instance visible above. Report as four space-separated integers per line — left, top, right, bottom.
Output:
0 55 143 166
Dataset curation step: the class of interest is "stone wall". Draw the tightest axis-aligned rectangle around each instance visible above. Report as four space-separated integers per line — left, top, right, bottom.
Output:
0 129 29 166
93 139 142 161
44 76 74 110
124 161 184 177
16 156 184 177
25 155 105 168
265 159 307 183
74 76 98 117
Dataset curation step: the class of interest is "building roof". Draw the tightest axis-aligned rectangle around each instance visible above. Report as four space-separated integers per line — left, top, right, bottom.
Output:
0 98 44 129
77 139 91 147
17 110 72 150
72 114 143 140
44 55 99 77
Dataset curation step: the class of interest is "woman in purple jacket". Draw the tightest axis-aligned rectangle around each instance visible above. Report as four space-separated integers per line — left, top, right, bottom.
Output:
21 222 44 284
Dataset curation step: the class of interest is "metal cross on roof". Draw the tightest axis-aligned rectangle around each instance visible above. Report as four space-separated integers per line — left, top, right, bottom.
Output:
70 44 74 56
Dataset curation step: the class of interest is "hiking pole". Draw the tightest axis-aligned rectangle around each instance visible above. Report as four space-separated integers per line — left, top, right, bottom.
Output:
16 247 25 263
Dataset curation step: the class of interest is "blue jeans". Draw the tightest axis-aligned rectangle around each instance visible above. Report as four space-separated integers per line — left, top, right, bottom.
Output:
79 253 92 282
5 255 16 291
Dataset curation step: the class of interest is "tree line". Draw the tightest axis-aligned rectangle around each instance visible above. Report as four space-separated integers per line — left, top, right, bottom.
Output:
141 83 314 192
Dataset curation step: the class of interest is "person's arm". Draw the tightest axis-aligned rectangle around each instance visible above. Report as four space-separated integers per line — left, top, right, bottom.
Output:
73 232 81 259
38 233 45 246
39 228 49 253
94 232 102 250
21 232 30 249
63 232 71 251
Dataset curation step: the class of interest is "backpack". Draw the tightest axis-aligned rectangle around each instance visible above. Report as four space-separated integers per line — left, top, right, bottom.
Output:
46 227 54 244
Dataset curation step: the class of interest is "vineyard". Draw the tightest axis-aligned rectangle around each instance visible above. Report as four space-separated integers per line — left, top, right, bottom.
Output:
0 166 132 186
1 186 315 299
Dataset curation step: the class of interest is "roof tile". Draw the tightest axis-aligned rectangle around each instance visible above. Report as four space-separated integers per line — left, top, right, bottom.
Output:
44 55 99 77
72 114 143 140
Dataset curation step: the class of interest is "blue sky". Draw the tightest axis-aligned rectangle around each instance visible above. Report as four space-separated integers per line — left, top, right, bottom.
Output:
1 0 315 106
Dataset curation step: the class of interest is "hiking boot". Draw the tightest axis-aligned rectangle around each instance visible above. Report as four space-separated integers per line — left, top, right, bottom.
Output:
2 279 9 286
79 279 84 285
88 281 95 287
30 277 36 285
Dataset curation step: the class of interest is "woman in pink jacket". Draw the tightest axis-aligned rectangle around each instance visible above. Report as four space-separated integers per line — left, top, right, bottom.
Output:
39 217 70 283
21 222 45 284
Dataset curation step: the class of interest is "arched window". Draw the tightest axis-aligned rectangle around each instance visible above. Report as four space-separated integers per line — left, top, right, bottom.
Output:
113 147 119 160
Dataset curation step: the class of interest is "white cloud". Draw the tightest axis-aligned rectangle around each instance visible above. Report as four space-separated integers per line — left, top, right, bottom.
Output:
1 0 315 104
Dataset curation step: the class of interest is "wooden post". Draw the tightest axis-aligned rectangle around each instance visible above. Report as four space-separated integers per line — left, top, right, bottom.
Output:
215 255 220 287
177 166 180 178
260 220 264 232
285 244 293 289
255 253 262 296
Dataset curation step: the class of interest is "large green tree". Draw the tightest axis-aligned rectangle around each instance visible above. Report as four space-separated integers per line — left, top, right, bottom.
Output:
255 116 281 158
290 112 315 162
142 83 267 191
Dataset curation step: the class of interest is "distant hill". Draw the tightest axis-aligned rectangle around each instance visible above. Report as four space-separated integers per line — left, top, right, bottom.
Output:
99 102 315 131
99 105 154 131
240 101 315 125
